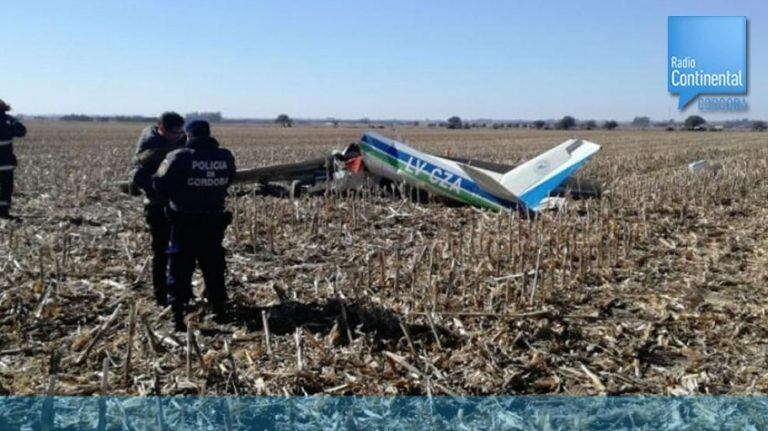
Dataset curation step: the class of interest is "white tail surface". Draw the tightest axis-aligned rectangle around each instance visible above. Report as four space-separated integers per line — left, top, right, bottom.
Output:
459 139 600 211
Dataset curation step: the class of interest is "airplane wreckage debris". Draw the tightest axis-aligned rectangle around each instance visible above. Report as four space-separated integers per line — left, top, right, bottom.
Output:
116 132 604 212
688 159 724 174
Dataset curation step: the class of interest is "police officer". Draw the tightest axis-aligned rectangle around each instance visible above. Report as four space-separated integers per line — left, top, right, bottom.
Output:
153 121 235 331
132 112 186 305
0 99 27 220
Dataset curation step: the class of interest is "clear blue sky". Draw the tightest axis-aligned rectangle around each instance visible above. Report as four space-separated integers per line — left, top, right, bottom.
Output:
2 0 766 120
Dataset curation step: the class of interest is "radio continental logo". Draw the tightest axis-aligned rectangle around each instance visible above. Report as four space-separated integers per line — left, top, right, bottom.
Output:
668 16 748 111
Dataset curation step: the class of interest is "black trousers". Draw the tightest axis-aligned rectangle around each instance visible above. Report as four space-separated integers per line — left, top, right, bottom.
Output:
144 205 171 302
166 212 229 313
0 170 13 215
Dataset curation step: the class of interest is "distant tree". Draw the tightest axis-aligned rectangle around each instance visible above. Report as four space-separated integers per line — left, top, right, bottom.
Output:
582 120 597 130
447 116 463 129
61 114 94 122
275 114 293 127
532 120 546 130
724 118 751 128
555 116 576 130
631 116 651 128
603 120 619 130
413 121 420 127
684 115 707 130
752 120 767 131
187 112 223 122
112 115 156 123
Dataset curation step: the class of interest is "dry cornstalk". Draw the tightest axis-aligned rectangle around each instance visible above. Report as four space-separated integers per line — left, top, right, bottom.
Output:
398 317 417 357
75 303 123 365
224 340 239 395
261 310 272 356
295 327 304 371
141 315 162 357
123 303 136 384
383 351 424 379
101 357 109 393
186 323 193 379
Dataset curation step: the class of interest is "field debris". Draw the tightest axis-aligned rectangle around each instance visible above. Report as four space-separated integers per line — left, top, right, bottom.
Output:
688 159 724 174
2 124 768 396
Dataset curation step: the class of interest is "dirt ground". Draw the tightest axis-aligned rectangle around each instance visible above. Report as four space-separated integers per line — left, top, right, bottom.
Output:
2 122 768 396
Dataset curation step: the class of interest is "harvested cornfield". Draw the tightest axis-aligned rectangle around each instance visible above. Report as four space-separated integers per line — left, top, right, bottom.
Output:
2 122 768 396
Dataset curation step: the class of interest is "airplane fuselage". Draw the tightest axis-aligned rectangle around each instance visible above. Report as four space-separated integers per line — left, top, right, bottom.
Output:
359 132 518 211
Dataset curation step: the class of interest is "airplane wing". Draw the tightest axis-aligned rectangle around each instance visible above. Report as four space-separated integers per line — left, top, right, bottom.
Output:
234 157 330 184
234 143 363 186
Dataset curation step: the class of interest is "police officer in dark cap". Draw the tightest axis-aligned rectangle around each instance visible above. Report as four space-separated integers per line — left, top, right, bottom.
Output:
131 112 186 305
154 120 236 331
0 99 27 220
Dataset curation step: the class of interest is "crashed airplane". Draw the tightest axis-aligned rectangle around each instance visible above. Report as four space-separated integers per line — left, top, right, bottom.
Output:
234 132 601 212
358 132 600 212
119 132 602 212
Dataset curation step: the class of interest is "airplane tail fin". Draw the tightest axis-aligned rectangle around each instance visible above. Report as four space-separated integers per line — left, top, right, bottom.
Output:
459 139 601 211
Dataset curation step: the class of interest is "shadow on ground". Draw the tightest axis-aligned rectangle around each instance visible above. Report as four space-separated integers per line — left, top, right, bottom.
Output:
221 298 459 350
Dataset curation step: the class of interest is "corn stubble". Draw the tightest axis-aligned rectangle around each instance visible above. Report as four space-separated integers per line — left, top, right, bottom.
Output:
1 122 768 396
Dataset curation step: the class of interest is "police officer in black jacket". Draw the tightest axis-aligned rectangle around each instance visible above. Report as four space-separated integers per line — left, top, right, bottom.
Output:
132 112 186 305
0 99 27 220
154 121 236 331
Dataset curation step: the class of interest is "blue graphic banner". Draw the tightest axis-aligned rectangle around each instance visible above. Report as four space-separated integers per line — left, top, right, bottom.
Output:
2 396 768 430
668 16 748 109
